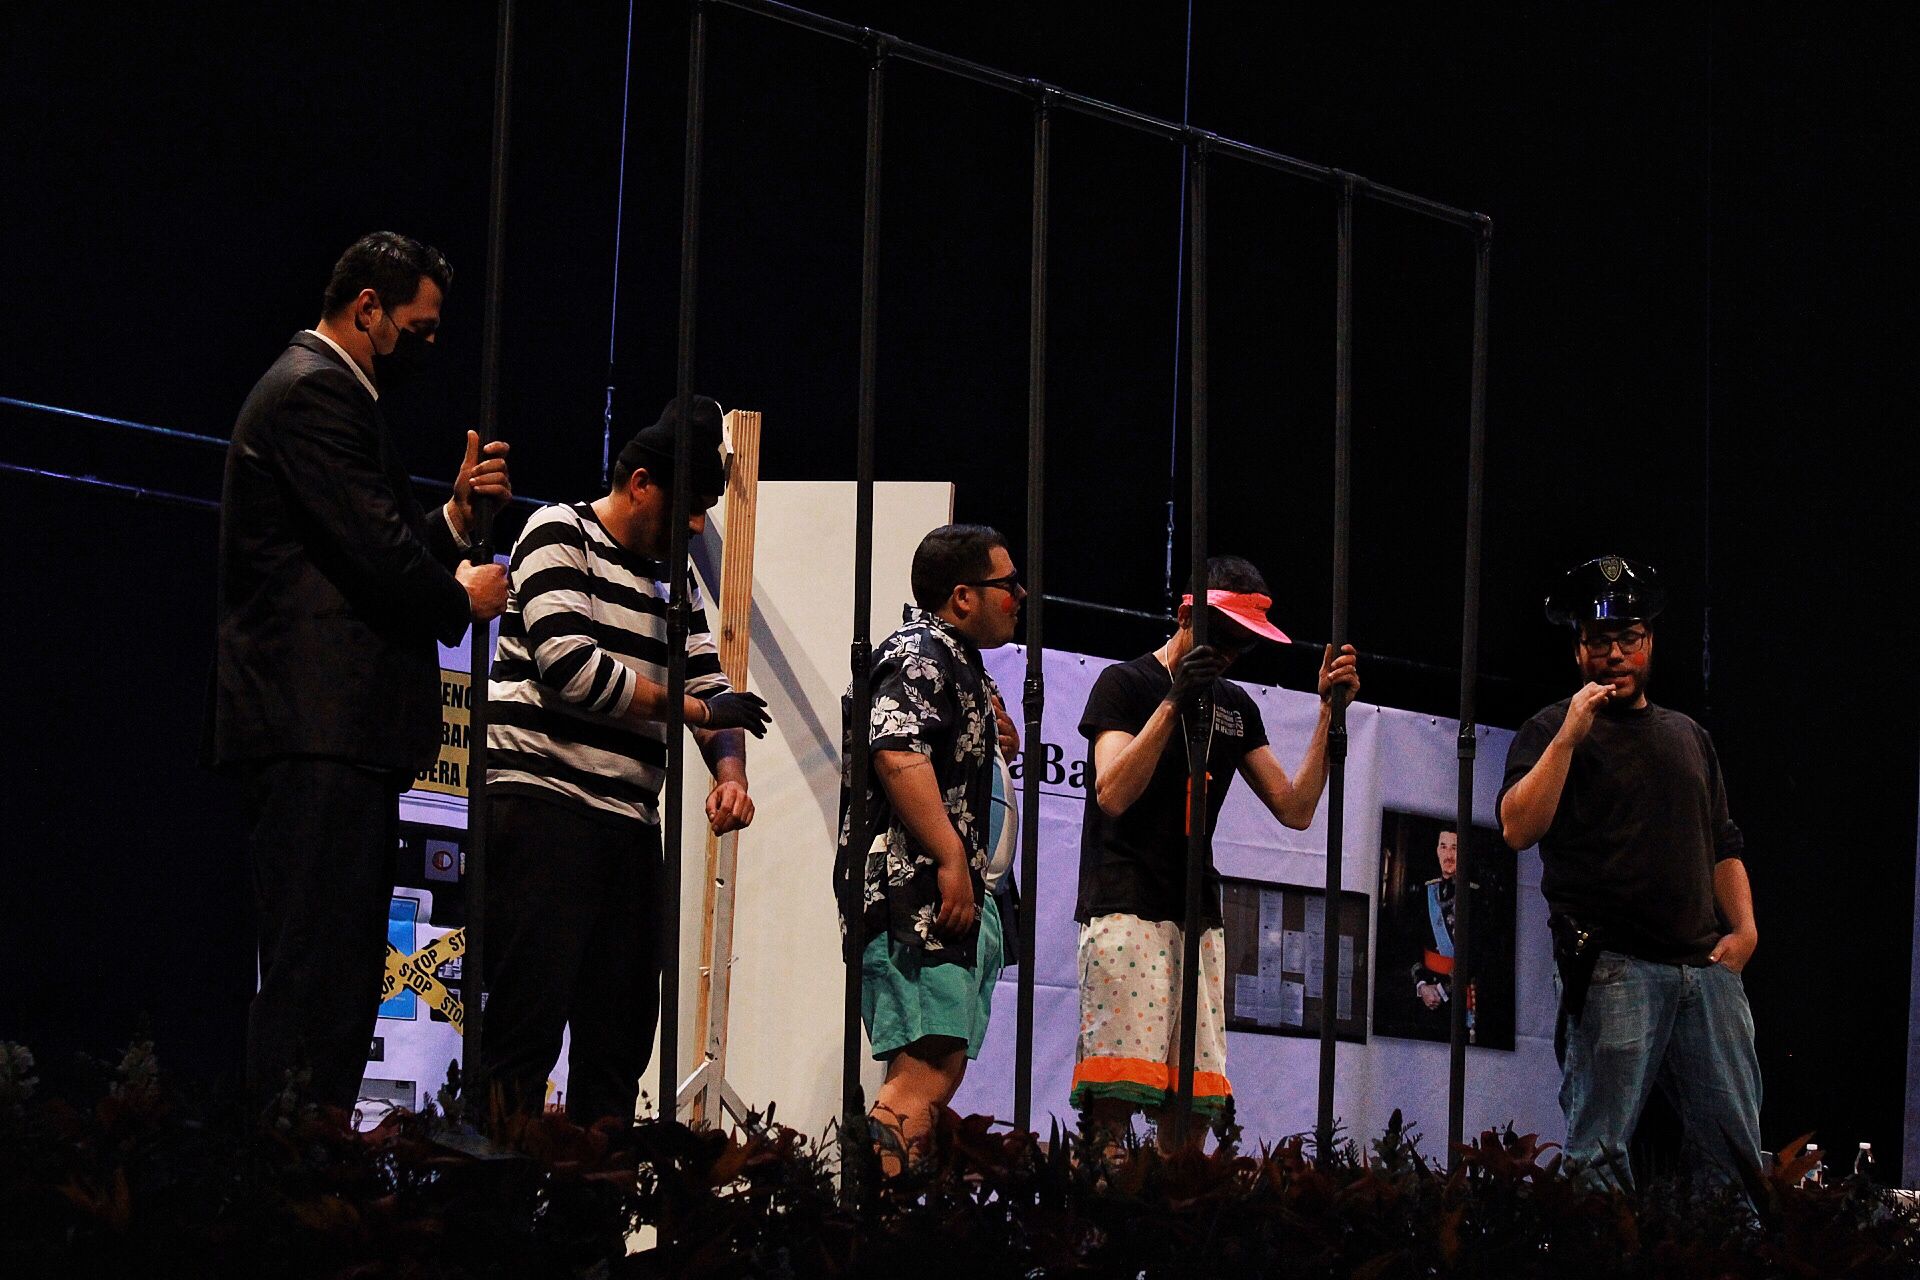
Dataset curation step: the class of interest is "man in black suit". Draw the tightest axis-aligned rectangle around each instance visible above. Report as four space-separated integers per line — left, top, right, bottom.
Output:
213 232 511 1111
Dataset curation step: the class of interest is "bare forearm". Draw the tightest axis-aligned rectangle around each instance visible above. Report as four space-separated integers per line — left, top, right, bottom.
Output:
874 749 965 865
1095 702 1181 817
623 675 709 729
1500 740 1573 849
696 726 747 784
1278 705 1335 828
1714 858 1757 936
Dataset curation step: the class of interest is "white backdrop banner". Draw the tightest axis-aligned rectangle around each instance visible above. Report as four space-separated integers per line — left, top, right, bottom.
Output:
952 645 1562 1153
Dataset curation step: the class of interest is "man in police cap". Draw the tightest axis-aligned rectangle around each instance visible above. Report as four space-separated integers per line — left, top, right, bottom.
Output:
1498 555 1760 1191
479 395 770 1125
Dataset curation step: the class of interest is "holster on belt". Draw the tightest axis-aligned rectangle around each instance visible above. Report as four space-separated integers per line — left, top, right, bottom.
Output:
1549 911 1604 1022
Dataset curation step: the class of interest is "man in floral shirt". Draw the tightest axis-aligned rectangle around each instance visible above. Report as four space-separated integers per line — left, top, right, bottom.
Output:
837 523 1023 1172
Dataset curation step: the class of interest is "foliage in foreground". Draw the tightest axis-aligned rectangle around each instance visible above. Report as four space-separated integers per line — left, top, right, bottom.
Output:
2 1039 1916 1279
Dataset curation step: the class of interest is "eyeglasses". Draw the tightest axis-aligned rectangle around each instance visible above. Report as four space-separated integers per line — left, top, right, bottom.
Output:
1579 628 1649 656
962 571 1024 595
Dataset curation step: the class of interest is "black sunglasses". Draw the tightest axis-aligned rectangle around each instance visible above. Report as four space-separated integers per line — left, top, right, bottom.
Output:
961 571 1024 595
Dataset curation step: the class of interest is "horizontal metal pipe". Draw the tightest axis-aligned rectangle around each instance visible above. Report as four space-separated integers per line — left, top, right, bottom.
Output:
0 460 220 511
1 395 548 508
1 396 227 447
706 0 1488 229
1039 595 1543 694
1040 593 1171 622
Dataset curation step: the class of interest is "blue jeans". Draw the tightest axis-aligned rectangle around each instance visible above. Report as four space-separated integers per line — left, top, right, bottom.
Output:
1558 951 1762 1191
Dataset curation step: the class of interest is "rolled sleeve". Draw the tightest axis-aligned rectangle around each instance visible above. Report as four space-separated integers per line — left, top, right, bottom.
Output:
867 636 952 755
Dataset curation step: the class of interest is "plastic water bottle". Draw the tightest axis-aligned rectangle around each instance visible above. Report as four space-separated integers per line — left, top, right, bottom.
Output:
1854 1142 1874 1182
1801 1143 1825 1188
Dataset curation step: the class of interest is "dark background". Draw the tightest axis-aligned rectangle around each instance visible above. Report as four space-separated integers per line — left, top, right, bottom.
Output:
3 2 1914 1173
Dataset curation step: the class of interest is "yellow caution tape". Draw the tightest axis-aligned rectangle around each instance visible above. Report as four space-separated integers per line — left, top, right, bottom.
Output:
381 928 467 1032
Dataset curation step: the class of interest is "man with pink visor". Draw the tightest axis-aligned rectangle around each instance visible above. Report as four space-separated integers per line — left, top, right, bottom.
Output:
1070 555 1359 1149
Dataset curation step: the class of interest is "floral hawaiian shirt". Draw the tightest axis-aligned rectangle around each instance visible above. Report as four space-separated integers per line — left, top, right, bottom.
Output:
836 605 999 965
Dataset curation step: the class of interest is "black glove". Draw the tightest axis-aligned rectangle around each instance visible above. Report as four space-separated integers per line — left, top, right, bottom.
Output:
699 690 771 737
1165 645 1227 707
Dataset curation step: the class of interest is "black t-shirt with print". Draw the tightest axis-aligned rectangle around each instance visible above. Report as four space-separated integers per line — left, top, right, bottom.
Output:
1074 653 1270 926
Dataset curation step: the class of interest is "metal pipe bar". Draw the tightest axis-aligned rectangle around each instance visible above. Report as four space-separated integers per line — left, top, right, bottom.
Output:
461 0 516 1100
704 0 1487 229
1013 90 1051 1138
1041 594 1541 694
0 396 230 447
1315 169 1496 231
1170 139 1210 1151
1318 176 1356 1160
0 396 549 508
1448 227 1492 1162
0 461 219 511
838 34 888 1206
660 0 709 1141
1041 594 1171 623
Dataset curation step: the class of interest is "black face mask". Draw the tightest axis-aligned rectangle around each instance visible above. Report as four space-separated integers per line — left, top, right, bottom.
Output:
372 310 434 390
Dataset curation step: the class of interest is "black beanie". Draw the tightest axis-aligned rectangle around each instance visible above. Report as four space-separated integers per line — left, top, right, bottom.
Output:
616 395 728 495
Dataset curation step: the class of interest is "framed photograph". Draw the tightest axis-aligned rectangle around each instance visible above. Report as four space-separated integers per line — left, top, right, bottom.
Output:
1220 878 1370 1043
1370 810 1516 1050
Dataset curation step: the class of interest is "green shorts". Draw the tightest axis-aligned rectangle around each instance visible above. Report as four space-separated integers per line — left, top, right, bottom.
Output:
861 893 1004 1060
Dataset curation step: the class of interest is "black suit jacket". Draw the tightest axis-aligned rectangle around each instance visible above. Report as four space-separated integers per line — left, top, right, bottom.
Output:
211 332 471 774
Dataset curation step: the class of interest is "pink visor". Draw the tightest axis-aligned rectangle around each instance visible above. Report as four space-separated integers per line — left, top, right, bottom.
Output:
1180 590 1291 644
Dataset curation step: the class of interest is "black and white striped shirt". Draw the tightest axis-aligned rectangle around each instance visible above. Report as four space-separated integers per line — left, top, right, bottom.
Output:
487 502 727 825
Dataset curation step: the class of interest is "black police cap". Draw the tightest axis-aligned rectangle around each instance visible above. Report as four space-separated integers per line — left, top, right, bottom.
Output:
1544 555 1667 627
616 395 730 496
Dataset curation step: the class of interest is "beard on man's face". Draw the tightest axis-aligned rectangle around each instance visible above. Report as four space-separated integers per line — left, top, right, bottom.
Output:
1580 649 1651 704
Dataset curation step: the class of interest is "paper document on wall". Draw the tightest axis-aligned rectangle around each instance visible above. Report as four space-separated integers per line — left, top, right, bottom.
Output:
1281 979 1305 1026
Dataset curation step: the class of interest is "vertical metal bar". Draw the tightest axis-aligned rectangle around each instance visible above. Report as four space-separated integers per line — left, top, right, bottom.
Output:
1013 89 1051 1138
660 0 708 1127
461 0 515 1102
1170 137 1210 1151
1448 225 1491 1162
839 34 888 1205
1318 176 1356 1161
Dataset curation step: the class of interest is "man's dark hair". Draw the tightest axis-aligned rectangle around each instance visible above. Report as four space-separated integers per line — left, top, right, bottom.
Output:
911 524 1007 612
1206 554 1269 594
610 453 642 490
321 232 454 316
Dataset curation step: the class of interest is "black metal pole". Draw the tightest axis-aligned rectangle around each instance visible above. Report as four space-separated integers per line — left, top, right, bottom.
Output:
1317 176 1355 1161
1013 89 1051 1139
1170 138 1210 1152
1448 226 1491 1162
661 0 708 1126
839 35 887 1205
462 0 514 1104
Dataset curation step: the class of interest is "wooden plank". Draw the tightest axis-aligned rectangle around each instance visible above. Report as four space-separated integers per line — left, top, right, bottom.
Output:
690 409 761 1127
